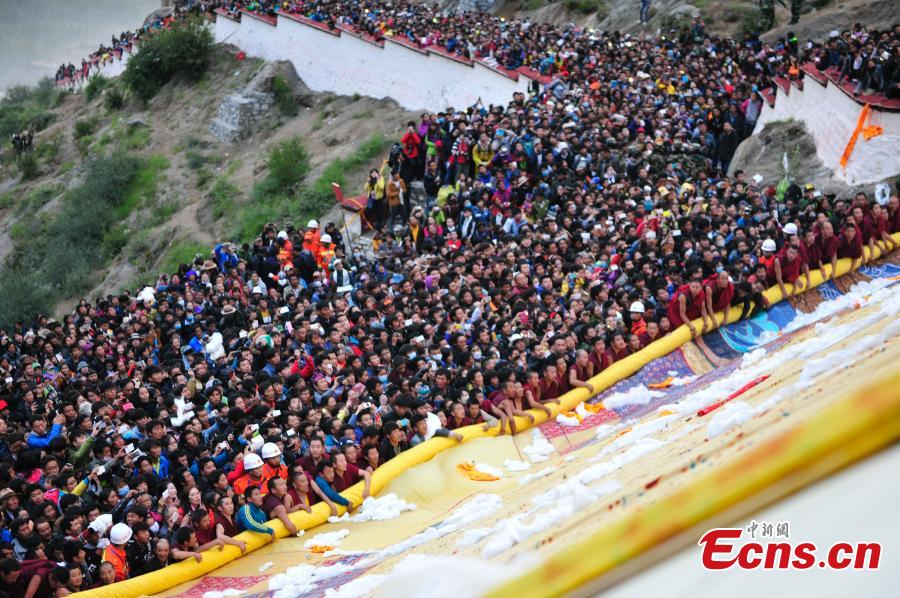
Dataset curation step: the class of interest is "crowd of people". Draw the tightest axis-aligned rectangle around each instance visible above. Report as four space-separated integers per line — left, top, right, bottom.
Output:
10 131 33 156
2 3 900 596
55 17 173 87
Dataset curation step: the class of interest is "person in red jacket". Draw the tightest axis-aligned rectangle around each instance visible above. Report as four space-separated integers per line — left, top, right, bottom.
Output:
539 361 560 401
837 221 864 270
400 122 422 183
704 270 734 328
815 220 838 280
588 336 612 376
667 279 710 337
783 222 812 293
888 195 900 234
802 228 822 279
863 204 897 255
638 320 662 347
766 244 803 298
605 332 632 363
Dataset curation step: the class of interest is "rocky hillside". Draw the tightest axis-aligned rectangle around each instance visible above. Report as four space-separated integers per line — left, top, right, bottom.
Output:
0 45 415 321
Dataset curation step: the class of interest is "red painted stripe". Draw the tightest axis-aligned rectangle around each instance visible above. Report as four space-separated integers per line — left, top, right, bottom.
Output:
697 375 771 417
240 8 276 26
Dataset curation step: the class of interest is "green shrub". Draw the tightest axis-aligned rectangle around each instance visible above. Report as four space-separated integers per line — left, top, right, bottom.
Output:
122 124 151 150
117 155 170 219
122 19 214 101
0 95 54 138
125 229 154 260
149 199 180 226
101 223 130 257
76 135 94 157
185 150 208 170
739 8 761 35
196 168 213 189
208 178 241 220
74 116 99 140
34 129 64 167
34 78 65 108
84 75 110 102
272 75 297 117
16 152 39 179
0 78 65 142
264 136 310 195
185 136 210 149
17 185 60 215
159 240 209 274
0 154 143 325
104 86 125 111
563 0 606 14
0 269 52 327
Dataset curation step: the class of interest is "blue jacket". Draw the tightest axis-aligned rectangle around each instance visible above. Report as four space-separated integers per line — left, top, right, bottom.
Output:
314 476 349 507
214 244 239 272
27 423 62 449
237 503 274 535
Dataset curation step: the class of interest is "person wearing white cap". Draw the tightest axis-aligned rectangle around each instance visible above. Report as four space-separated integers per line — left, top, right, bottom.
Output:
783 222 815 292
318 233 335 272
260 442 287 485
277 230 294 267
629 301 647 336
233 452 266 496
103 523 133 582
303 220 322 258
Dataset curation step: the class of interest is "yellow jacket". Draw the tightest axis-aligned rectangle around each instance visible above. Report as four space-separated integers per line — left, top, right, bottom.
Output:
472 144 494 168
365 162 387 200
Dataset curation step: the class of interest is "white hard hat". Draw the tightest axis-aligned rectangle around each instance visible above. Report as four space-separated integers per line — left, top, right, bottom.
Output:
762 239 777 252
307 220 319 229
629 301 645 314
320 234 332 244
261 442 282 459
277 231 288 240
783 223 798 236
244 453 264 470
109 523 133 545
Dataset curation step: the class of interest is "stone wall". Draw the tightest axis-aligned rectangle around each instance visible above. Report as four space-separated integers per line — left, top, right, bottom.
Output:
209 63 277 143
213 11 537 112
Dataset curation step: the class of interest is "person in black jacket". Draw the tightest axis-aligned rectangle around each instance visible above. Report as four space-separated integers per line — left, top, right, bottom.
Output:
716 122 740 176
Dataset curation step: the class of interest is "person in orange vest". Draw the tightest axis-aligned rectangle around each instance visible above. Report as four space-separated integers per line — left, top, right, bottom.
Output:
318 233 336 273
302 219 322 259
102 523 132 582
233 453 267 496
276 230 294 267
260 442 288 489
758 238 777 271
